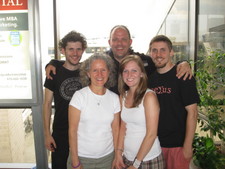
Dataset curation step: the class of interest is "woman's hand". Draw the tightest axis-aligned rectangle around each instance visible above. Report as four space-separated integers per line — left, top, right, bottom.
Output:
115 155 126 169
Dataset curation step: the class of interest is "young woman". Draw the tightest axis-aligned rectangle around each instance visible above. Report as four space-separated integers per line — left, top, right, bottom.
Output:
115 55 165 169
67 53 120 169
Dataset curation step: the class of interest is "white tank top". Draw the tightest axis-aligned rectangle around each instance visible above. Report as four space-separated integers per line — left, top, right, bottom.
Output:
121 89 161 161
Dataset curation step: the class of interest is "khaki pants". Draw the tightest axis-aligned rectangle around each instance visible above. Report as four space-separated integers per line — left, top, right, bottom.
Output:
67 151 114 169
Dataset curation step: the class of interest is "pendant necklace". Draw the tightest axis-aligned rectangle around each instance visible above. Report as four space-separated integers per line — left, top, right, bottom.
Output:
90 89 104 106
97 99 101 106
94 93 102 106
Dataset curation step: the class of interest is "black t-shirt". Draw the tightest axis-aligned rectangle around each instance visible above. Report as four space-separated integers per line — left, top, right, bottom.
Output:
44 64 82 131
148 65 200 147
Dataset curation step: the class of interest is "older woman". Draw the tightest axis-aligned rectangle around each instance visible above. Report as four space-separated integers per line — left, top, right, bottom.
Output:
67 53 120 169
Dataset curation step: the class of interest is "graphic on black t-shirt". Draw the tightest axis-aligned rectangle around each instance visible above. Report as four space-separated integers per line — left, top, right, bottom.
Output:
60 77 81 101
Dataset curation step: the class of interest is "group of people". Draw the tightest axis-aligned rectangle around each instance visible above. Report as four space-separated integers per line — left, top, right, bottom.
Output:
43 25 200 169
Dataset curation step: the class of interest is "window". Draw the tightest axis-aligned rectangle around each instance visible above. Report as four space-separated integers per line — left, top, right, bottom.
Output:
158 0 189 62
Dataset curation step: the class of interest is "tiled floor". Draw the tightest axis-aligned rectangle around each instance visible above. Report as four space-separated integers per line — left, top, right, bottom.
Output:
0 164 39 169
0 168 31 169
0 166 50 169
0 163 51 169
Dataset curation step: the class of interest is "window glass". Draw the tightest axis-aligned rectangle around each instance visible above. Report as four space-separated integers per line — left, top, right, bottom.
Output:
197 0 225 100
198 0 225 51
40 0 54 82
0 0 53 167
158 0 189 62
196 0 225 145
0 109 35 164
57 0 157 61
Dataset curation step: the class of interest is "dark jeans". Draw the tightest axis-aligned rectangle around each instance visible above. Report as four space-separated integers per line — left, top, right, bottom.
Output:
51 129 69 169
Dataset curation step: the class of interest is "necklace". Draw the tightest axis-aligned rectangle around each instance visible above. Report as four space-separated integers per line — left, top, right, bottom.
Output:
93 92 103 106
97 98 101 106
94 94 101 106
89 86 105 106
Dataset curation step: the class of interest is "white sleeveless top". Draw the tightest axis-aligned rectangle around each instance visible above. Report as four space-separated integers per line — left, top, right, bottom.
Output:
121 89 161 161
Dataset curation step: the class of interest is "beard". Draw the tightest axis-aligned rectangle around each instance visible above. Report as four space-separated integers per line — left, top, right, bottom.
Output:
155 62 167 69
68 57 81 66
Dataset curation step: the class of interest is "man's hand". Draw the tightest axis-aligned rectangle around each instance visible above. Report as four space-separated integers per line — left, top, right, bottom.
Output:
45 64 56 80
183 146 193 161
176 61 192 80
45 135 56 152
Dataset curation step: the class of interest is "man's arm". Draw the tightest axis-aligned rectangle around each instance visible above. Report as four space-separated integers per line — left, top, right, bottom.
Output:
45 59 64 80
43 88 56 152
183 103 198 160
176 61 192 80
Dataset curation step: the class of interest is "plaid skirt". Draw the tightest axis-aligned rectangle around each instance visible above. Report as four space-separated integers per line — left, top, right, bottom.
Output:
123 153 165 169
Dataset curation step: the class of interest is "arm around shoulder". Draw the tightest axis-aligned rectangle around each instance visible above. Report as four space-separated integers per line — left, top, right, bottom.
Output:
176 61 193 80
45 59 64 80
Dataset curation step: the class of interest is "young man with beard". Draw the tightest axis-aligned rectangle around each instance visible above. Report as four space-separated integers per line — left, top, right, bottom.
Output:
148 35 200 169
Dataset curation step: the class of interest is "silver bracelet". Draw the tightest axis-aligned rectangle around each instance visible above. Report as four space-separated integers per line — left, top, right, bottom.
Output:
132 158 142 169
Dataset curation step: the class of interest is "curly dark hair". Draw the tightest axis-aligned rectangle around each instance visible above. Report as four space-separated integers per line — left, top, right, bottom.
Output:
58 30 87 50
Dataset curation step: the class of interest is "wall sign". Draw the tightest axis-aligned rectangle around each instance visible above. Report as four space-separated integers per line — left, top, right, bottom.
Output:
0 0 36 104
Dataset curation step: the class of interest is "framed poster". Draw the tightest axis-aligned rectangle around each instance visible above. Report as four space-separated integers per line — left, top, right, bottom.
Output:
0 0 41 107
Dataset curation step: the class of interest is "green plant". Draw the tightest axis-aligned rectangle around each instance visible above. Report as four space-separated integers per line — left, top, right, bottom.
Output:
195 49 225 140
193 49 225 168
193 134 225 169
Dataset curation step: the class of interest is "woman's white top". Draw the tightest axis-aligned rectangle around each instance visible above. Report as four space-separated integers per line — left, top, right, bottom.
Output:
121 89 161 161
69 86 120 158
